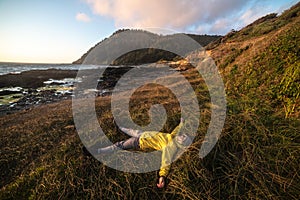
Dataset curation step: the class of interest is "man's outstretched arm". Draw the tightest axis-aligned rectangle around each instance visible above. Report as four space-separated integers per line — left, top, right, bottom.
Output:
170 118 184 137
157 143 178 188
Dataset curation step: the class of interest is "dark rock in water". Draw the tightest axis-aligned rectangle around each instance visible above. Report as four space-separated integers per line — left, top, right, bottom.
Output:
28 89 37 94
12 95 22 99
47 82 66 86
0 87 74 116
97 66 132 90
0 89 23 96
0 69 78 89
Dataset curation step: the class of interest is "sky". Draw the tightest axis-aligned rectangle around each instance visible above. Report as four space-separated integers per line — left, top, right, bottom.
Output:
0 0 298 63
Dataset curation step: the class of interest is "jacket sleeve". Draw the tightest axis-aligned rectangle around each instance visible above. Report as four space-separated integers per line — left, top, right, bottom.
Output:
159 121 184 177
170 121 183 137
159 144 178 177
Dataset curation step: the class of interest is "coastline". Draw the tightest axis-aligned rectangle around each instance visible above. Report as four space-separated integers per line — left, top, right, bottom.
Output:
0 67 133 116
0 69 78 116
0 68 78 89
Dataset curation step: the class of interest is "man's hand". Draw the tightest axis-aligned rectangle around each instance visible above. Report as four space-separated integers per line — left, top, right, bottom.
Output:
157 176 165 189
180 117 185 124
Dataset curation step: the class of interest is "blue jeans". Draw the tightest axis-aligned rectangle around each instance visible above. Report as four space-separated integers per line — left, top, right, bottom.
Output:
98 128 142 153
115 137 140 150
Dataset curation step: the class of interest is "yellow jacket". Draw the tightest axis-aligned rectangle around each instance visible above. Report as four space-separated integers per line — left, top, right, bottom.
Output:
139 122 184 177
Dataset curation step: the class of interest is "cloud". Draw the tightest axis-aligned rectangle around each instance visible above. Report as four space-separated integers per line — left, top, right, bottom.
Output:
83 0 292 34
76 12 91 22
84 0 249 29
210 19 233 33
241 9 264 26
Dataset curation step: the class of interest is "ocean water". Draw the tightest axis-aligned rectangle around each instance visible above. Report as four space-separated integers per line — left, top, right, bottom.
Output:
0 63 106 76
0 63 108 106
0 62 177 106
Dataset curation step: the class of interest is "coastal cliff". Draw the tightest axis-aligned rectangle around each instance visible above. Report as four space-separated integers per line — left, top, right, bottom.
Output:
73 29 221 65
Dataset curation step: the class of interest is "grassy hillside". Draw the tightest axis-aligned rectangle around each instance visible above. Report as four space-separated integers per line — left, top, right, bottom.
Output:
209 2 300 119
1 3 299 200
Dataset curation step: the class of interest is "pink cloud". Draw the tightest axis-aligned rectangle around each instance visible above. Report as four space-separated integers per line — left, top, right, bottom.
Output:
84 0 246 29
76 12 91 22
83 0 296 34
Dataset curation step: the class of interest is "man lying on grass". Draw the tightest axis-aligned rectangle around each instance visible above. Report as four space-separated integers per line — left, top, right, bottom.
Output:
83 118 192 189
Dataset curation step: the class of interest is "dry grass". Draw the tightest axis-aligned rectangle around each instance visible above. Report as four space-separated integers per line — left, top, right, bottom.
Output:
0 62 299 199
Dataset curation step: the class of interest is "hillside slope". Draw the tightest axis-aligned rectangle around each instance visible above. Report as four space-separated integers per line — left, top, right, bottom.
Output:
0 2 299 200
209 2 300 118
73 29 221 65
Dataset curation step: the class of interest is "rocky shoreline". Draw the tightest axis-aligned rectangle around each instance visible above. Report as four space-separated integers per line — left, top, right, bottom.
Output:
0 69 78 89
0 64 187 116
0 69 76 116
0 67 134 116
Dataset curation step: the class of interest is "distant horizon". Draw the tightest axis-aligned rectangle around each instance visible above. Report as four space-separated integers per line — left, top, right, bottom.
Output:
0 61 74 65
0 0 297 63
0 28 225 65
0 29 225 65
